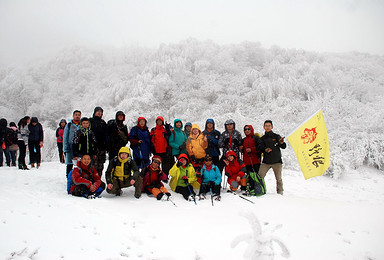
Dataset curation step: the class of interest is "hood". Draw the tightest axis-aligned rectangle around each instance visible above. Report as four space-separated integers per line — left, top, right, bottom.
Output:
173 119 183 129
118 147 131 157
93 106 103 117
156 116 164 125
137 117 147 129
205 118 215 130
0 118 7 129
31 117 39 124
225 150 238 160
184 122 192 132
177 153 189 163
115 111 125 122
190 124 202 136
244 125 255 136
224 119 235 131
59 119 67 127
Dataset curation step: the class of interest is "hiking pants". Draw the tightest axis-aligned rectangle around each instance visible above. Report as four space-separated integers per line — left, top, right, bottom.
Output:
107 177 143 197
258 163 283 194
175 185 195 200
93 149 106 177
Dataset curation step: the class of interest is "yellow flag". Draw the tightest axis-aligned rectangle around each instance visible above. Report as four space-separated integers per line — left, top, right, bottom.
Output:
287 110 330 179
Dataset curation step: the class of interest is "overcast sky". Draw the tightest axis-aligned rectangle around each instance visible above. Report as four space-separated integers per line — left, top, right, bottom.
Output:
0 0 383 66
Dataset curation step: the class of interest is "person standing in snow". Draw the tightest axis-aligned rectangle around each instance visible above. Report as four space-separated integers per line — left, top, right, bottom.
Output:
0 118 13 167
169 153 200 201
141 155 171 200
8 122 19 167
72 117 97 160
69 154 105 199
241 125 262 174
202 119 221 167
56 119 67 163
168 119 187 160
28 117 44 168
105 147 143 198
129 117 151 171
89 107 107 176
17 116 30 170
258 120 286 195
150 116 173 177
218 119 243 173
106 111 129 160
63 110 81 177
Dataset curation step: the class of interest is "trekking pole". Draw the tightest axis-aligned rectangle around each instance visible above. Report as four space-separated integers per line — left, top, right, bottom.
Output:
160 191 177 207
210 186 214 206
185 181 197 205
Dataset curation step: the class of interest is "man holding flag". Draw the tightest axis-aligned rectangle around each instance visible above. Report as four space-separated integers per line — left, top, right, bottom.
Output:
259 120 286 195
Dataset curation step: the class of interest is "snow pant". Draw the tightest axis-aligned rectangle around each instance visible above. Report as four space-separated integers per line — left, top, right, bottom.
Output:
9 150 17 165
65 150 76 177
18 140 27 168
57 142 64 163
217 155 227 176
71 182 106 197
154 152 174 176
175 185 196 200
0 146 10 166
228 176 247 191
93 149 106 177
258 163 283 194
106 176 143 198
144 186 169 200
199 183 221 196
28 140 41 164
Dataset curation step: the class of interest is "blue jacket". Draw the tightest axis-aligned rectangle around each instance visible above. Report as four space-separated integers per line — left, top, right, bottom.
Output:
129 125 151 160
63 120 80 153
201 164 222 185
202 119 221 157
169 119 187 156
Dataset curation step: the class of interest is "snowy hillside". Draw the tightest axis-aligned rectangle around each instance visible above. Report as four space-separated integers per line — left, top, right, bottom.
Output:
1 163 383 259
1 39 384 177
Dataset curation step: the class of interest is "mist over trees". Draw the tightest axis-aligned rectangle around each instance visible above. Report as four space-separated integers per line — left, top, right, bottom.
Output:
1 39 383 177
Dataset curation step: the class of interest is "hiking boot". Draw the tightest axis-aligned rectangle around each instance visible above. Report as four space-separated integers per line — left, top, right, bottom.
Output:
240 185 247 191
156 193 164 200
116 189 122 196
23 165 30 170
86 194 96 199
31 163 35 168
37 163 41 169
188 195 195 201
199 194 206 200
134 194 141 199
277 191 283 195
214 195 221 201
18 164 23 170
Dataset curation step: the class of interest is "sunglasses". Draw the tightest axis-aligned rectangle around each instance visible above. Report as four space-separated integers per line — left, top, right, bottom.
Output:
244 128 251 131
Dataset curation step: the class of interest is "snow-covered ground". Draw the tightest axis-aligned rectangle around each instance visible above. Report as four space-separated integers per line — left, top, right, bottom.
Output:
1 162 383 260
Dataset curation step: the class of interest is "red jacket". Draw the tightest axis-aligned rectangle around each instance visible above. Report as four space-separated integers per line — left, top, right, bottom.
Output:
241 125 261 165
141 165 167 191
225 150 246 181
150 116 168 154
70 161 102 194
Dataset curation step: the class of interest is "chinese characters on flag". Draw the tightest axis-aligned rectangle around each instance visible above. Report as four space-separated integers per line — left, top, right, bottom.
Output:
287 110 330 179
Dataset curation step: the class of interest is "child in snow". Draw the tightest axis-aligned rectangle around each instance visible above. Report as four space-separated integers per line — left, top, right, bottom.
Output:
72 117 97 160
198 154 222 201
69 154 105 198
169 153 200 201
105 147 143 198
258 120 286 195
224 150 247 192
141 155 171 200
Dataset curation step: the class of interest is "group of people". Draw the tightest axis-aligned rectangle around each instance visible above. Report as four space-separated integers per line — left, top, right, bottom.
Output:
1 106 287 202
60 107 286 201
0 116 44 170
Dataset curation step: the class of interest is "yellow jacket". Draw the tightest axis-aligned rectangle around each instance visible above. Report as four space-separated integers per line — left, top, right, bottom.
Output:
169 163 200 191
186 124 208 159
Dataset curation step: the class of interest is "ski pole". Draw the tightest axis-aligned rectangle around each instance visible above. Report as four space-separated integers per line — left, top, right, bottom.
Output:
185 182 197 205
210 186 214 206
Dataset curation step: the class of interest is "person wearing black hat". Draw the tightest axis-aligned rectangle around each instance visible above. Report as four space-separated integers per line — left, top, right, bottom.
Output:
89 107 107 176
106 111 129 160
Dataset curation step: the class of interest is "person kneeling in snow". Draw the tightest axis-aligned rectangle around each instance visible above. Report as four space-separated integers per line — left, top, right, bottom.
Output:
141 155 171 200
224 150 247 192
105 147 143 198
198 154 222 201
70 154 105 198
169 154 200 201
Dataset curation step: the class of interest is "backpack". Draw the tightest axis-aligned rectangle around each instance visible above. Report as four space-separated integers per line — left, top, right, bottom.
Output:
6 129 18 146
247 172 266 196
67 168 82 194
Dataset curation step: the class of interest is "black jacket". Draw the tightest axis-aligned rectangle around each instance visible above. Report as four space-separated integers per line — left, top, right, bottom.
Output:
28 118 44 142
260 131 286 164
89 115 107 150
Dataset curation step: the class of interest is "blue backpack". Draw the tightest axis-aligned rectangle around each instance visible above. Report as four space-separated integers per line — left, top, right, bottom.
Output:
67 168 82 194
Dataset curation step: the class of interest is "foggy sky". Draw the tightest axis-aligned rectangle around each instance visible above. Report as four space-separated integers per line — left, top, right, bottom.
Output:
0 0 383 66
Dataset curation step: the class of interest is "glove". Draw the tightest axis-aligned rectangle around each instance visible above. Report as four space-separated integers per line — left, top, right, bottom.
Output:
176 161 182 167
182 175 188 184
224 138 230 145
